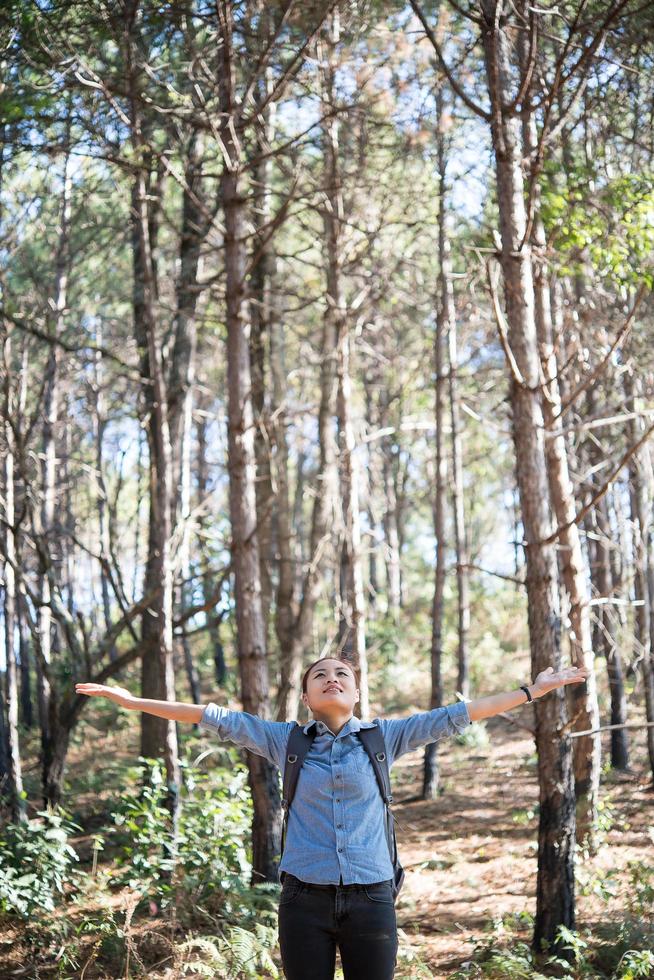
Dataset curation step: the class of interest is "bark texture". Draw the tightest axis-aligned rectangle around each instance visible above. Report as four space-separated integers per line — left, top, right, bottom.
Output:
481 2 575 946
218 0 281 880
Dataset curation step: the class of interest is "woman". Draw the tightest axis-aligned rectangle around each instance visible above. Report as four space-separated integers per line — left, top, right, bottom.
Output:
75 659 590 980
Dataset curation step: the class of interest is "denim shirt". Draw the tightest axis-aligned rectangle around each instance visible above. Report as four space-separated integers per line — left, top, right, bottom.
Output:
199 700 471 885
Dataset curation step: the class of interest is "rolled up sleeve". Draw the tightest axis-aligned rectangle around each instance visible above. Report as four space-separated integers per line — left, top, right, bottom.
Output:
199 703 294 771
377 701 471 765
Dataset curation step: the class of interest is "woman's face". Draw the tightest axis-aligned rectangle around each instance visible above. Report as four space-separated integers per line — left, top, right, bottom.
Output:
302 659 359 716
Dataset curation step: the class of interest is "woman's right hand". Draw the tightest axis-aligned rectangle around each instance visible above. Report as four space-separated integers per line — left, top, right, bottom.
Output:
75 683 136 708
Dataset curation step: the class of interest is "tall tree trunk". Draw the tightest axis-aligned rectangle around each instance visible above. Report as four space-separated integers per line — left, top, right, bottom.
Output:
423 97 449 800
443 152 470 701
336 322 368 715
196 408 227 686
123 7 181 807
91 320 116 660
381 416 402 624
1 326 27 821
131 164 181 818
14 344 33 730
270 275 295 685
38 138 71 805
538 289 600 846
481 4 575 948
249 75 276 642
521 52 600 846
218 0 281 881
275 17 346 723
320 9 368 715
168 129 205 711
587 482 629 770
625 370 654 778
122 15 183 817
363 366 383 612
18 592 33 729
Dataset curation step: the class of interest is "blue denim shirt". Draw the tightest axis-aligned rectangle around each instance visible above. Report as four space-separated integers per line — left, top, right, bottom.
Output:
199 701 471 885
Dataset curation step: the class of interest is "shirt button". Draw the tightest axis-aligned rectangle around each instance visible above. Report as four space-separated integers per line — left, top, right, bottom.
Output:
337 824 343 829
336 798 340 803
338 847 343 852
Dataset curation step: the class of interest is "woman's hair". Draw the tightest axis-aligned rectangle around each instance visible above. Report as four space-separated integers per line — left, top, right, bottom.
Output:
301 657 360 694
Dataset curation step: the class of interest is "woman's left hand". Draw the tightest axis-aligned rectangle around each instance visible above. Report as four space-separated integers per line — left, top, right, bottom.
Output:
532 665 591 698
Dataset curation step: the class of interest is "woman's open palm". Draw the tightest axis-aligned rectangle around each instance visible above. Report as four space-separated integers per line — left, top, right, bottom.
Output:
533 665 590 697
75 683 135 707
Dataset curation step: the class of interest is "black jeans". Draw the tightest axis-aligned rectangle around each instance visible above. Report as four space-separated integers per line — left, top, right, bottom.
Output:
278 874 398 980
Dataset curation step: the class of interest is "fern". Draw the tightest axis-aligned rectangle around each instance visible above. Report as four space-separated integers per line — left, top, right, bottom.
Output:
178 925 279 979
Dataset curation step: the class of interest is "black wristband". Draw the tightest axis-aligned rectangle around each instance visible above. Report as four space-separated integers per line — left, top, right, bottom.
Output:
520 684 533 703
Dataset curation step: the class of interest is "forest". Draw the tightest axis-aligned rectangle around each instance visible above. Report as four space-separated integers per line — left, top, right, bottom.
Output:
0 0 653 977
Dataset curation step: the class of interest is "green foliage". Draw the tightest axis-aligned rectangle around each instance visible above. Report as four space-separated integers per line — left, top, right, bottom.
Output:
0 807 82 919
450 911 654 980
625 860 654 926
179 923 280 979
455 720 490 749
576 864 619 904
395 929 434 978
511 805 538 827
615 949 654 980
450 938 549 979
22 910 84 978
541 166 654 287
109 756 252 914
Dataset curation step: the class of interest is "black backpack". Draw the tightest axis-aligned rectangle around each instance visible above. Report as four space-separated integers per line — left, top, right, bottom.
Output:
280 722 405 899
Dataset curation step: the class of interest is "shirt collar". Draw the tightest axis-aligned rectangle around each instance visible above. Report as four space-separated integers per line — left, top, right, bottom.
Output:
303 716 376 737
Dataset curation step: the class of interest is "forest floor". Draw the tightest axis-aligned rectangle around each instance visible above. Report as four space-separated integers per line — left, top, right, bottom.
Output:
1 710 652 979
392 719 653 977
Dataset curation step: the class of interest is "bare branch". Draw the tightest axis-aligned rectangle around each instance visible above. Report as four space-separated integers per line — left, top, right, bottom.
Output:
556 282 647 419
408 0 491 121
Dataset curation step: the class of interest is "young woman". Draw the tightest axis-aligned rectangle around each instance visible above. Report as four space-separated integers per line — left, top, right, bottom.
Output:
75 659 590 980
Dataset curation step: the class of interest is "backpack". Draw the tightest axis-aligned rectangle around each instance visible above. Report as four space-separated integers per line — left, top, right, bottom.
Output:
280 722 405 900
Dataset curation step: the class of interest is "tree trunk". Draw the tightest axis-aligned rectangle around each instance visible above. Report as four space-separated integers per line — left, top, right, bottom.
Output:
336 324 369 715
625 370 654 778
249 85 276 642
588 487 629 770
363 368 382 613
481 3 575 947
270 273 296 690
197 408 227 686
444 177 470 700
218 0 281 881
522 61 600 847
18 592 33 729
128 126 181 817
538 291 600 846
91 320 116 660
320 9 368 715
423 97 449 800
168 129 205 716
37 138 71 804
275 18 345 722
381 416 402 624
1 326 27 821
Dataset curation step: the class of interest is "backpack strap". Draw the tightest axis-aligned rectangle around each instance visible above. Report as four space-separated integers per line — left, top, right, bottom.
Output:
280 722 316 859
358 725 405 898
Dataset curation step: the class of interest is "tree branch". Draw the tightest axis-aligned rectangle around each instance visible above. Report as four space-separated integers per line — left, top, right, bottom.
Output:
409 0 491 121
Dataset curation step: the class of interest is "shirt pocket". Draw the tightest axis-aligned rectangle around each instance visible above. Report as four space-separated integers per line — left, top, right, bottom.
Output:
348 746 373 774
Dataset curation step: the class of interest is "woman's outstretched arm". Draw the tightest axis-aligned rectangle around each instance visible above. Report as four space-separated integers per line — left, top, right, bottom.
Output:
75 683 204 725
466 665 590 723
